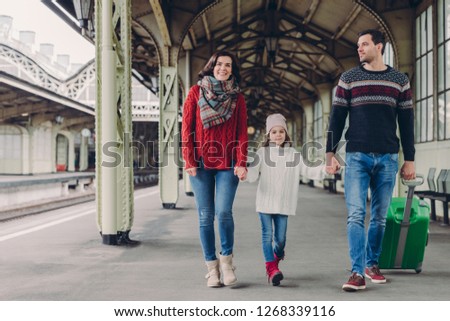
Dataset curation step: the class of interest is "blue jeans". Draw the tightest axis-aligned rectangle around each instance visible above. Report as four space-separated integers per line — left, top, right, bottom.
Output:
259 213 288 262
189 165 239 261
344 152 398 275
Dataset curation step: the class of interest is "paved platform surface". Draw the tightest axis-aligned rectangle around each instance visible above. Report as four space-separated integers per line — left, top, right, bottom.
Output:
0 181 449 301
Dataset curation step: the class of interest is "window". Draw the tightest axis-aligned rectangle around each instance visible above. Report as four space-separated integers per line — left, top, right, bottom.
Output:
437 0 450 140
302 112 307 145
313 99 323 144
383 42 394 67
415 6 434 143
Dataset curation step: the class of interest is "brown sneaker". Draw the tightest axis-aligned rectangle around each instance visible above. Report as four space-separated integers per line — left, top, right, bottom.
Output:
342 272 366 292
365 265 386 284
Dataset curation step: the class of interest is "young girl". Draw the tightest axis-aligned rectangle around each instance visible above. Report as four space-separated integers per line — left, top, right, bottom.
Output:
246 113 325 286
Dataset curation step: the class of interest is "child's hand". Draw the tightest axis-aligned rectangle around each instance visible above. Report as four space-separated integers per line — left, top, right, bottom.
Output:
234 166 247 181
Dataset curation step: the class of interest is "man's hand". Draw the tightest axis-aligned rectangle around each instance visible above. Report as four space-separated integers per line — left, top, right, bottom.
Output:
400 161 415 180
325 152 341 175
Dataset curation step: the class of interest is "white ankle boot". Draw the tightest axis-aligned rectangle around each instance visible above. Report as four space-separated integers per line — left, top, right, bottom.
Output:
219 254 237 286
205 260 221 287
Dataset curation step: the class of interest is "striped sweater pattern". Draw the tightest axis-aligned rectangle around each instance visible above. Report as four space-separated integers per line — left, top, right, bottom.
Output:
326 65 415 161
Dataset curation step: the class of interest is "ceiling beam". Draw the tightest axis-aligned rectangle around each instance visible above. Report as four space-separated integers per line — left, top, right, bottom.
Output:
0 91 22 102
61 115 94 128
304 0 320 24
282 8 356 50
236 0 241 24
189 28 198 48
183 30 194 50
149 0 172 47
333 5 362 40
0 103 51 121
201 15 211 42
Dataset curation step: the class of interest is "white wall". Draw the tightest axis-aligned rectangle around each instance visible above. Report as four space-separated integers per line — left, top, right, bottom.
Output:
30 123 53 173
0 125 27 174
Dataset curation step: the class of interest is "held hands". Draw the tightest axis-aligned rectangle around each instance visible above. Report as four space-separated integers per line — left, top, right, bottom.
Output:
400 161 416 180
185 167 197 177
185 166 247 180
234 166 247 181
325 153 341 175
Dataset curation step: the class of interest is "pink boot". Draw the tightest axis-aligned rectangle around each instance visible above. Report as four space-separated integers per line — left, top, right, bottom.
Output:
274 253 284 267
265 261 284 286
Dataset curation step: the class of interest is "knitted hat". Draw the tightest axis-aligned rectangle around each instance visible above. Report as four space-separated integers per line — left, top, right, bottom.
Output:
266 113 287 133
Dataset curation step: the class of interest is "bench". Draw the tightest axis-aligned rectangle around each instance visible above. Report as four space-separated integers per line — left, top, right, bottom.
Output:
323 172 342 193
133 170 158 187
414 168 450 225
68 176 95 192
414 168 438 220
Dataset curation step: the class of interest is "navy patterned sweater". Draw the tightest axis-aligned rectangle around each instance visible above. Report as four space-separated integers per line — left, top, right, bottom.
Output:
326 65 415 161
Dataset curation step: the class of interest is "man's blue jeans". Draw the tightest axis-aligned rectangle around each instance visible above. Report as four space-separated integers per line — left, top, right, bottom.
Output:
344 152 398 275
259 213 288 262
189 166 239 261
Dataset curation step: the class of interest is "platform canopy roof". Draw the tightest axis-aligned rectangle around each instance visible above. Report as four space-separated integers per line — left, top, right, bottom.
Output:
0 71 94 129
43 0 421 129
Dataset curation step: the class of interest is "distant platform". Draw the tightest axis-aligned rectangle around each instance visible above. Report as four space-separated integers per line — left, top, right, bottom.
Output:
0 172 95 221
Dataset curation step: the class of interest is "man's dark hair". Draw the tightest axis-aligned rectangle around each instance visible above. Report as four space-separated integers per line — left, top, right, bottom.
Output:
358 29 386 55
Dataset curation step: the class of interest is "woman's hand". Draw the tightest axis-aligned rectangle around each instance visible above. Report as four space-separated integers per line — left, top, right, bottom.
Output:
186 168 197 177
234 166 247 181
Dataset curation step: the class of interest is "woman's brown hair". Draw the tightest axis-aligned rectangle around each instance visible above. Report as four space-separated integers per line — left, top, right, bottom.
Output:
198 51 241 84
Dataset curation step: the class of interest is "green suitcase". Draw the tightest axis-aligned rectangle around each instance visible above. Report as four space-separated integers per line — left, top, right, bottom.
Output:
378 175 430 273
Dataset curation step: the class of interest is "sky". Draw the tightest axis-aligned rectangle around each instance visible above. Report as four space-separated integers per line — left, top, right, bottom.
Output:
0 0 95 64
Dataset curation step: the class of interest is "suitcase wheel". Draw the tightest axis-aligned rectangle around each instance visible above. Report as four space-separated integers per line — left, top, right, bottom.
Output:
415 262 423 273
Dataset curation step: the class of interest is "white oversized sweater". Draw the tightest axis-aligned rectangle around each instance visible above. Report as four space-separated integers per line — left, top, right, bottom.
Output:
246 146 325 216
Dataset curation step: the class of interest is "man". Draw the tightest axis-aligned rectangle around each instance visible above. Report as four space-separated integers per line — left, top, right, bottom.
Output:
325 29 416 292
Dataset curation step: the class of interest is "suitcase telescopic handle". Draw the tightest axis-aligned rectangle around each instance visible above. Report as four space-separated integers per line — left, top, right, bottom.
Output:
401 174 424 225
394 173 424 268
401 174 424 187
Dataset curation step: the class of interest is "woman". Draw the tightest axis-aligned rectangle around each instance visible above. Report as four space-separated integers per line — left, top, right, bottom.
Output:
181 51 248 287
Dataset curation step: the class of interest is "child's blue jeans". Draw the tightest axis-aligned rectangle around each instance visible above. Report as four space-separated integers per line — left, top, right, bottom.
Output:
258 213 288 262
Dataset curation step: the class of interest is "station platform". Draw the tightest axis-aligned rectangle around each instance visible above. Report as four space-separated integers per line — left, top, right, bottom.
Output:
0 172 95 221
0 181 449 301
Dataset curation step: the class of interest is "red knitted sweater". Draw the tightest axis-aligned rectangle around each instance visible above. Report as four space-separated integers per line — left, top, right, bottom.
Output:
181 85 248 170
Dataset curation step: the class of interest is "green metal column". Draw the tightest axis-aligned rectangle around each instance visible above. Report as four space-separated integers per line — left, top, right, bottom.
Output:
183 50 193 196
79 135 88 171
95 0 134 244
159 66 179 208
115 0 135 239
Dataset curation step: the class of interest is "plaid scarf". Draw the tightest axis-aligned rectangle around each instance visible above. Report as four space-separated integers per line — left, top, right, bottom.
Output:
197 76 240 129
